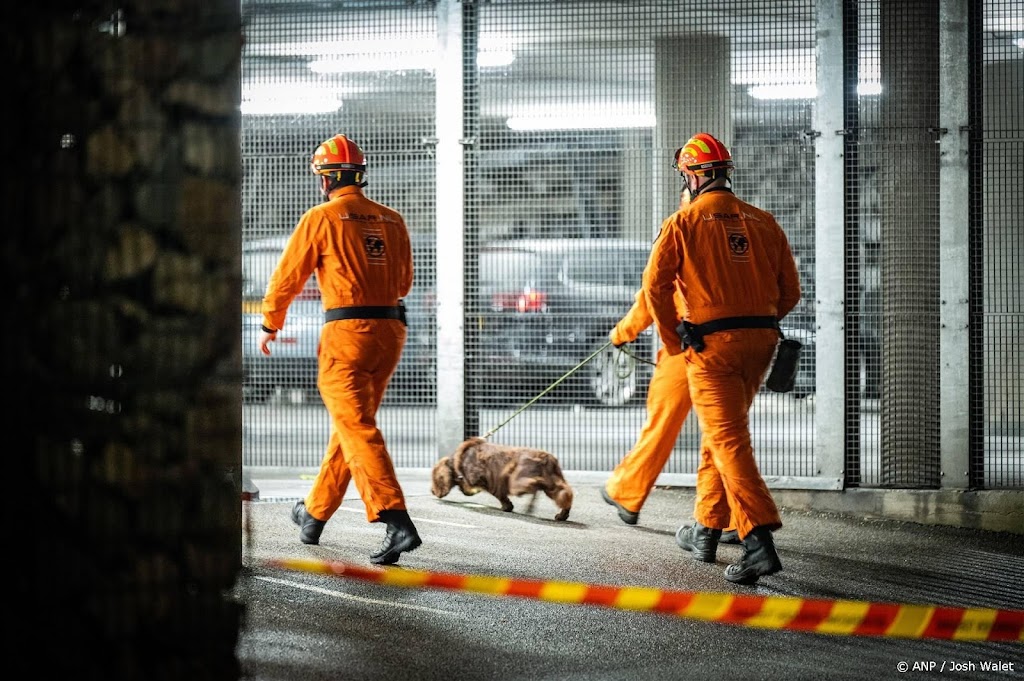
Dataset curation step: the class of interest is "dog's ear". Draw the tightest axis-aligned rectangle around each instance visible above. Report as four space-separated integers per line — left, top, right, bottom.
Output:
431 456 455 498
454 438 474 460
454 437 483 471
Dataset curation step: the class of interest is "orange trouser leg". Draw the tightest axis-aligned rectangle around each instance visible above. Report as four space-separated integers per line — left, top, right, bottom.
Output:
306 321 407 523
606 350 691 512
687 330 782 539
304 427 353 522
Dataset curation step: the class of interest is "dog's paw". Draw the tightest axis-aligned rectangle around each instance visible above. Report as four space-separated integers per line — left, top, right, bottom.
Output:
501 501 514 512
554 508 570 521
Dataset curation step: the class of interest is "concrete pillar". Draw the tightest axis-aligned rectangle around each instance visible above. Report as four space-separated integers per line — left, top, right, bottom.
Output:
814 0 847 487
653 36 732 236
620 128 652 241
938 0 971 489
647 35 732 451
879 1 941 487
435 0 468 456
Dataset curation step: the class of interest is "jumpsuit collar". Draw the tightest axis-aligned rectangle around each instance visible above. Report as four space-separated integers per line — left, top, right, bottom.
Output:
691 185 733 205
327 184 364 201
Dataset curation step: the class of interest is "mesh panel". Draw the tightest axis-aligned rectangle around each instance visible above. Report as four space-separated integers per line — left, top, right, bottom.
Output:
239 0 819 479
464 0 817 476
979 0 1024 488
845 1 942 488
239 0 1020 490
241 2 438 467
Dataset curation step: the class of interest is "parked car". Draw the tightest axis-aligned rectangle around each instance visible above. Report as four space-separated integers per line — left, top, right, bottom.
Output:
241 234 436 403
241 236 320 403
242 236 657 408
473 238 656 407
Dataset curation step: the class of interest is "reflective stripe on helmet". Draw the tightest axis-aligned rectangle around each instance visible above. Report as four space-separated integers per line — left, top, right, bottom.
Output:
311 134 367 175
673 132 734 174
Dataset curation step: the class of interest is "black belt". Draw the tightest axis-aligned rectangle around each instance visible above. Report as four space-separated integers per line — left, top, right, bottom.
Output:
324 304 406 326
678 315 779 352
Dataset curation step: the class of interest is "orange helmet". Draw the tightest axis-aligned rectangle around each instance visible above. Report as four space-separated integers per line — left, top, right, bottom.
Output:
673 132 734 177
310 134 366 177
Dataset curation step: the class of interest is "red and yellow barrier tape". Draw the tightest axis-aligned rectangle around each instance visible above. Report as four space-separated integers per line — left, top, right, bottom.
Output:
264 557 1024 642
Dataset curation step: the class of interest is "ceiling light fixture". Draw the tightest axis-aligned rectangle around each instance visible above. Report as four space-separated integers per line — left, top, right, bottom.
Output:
241 84 342 115
747 83 817 100
308 49 515 74
747 81 882 100
506 110 655 131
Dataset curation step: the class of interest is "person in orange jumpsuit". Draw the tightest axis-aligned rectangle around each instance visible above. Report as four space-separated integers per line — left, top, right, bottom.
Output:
601 279 691 525
257 133 421 565
600 193 740 544
644 132 801 585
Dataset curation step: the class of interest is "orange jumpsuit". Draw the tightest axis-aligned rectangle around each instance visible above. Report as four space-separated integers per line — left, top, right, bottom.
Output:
645 187 801 539
261 185 413 523
604 280 692 514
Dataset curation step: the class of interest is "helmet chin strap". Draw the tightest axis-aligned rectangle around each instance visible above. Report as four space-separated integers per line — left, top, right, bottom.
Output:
319 171 367 201
684 173 729 202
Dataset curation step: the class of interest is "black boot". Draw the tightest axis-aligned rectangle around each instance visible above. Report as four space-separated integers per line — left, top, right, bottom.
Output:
370 509 422 565
720 529 741 545
724 526 782 585
601 486 638 525
675 522 721 563
291 501 326 545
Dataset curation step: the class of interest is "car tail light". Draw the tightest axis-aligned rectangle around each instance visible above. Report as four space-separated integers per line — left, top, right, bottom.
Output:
492 289 547 313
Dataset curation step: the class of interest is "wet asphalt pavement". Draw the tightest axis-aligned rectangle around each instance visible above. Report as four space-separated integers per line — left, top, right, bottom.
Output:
236 469 1024 681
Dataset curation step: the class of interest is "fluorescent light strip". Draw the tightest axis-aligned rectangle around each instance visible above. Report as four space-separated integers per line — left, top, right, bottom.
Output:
241 84 342 115
747 82 882 99
747 83 817 100
308 50 515 74
241 98 342 115
506 113 655 131
261 34 518 58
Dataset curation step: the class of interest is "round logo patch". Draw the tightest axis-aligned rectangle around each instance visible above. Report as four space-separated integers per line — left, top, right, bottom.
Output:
728 233 749 255
365 235 385 257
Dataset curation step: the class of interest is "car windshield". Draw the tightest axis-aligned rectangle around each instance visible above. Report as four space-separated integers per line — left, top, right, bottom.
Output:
480 250 548 288
481 245 647 289
567 248 647 286
242 248 319 301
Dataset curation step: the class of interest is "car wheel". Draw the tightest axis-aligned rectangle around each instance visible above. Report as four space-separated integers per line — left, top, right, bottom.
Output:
584 342 638 407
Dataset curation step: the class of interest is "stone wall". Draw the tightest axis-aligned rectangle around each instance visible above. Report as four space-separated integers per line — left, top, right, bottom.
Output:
7 2 244 678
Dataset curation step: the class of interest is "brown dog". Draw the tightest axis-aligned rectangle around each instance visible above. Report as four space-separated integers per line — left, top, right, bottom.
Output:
431 437 573 521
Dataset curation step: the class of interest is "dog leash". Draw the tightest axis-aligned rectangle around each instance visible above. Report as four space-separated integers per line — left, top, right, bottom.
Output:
481 340 653 440
615 343 656 367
